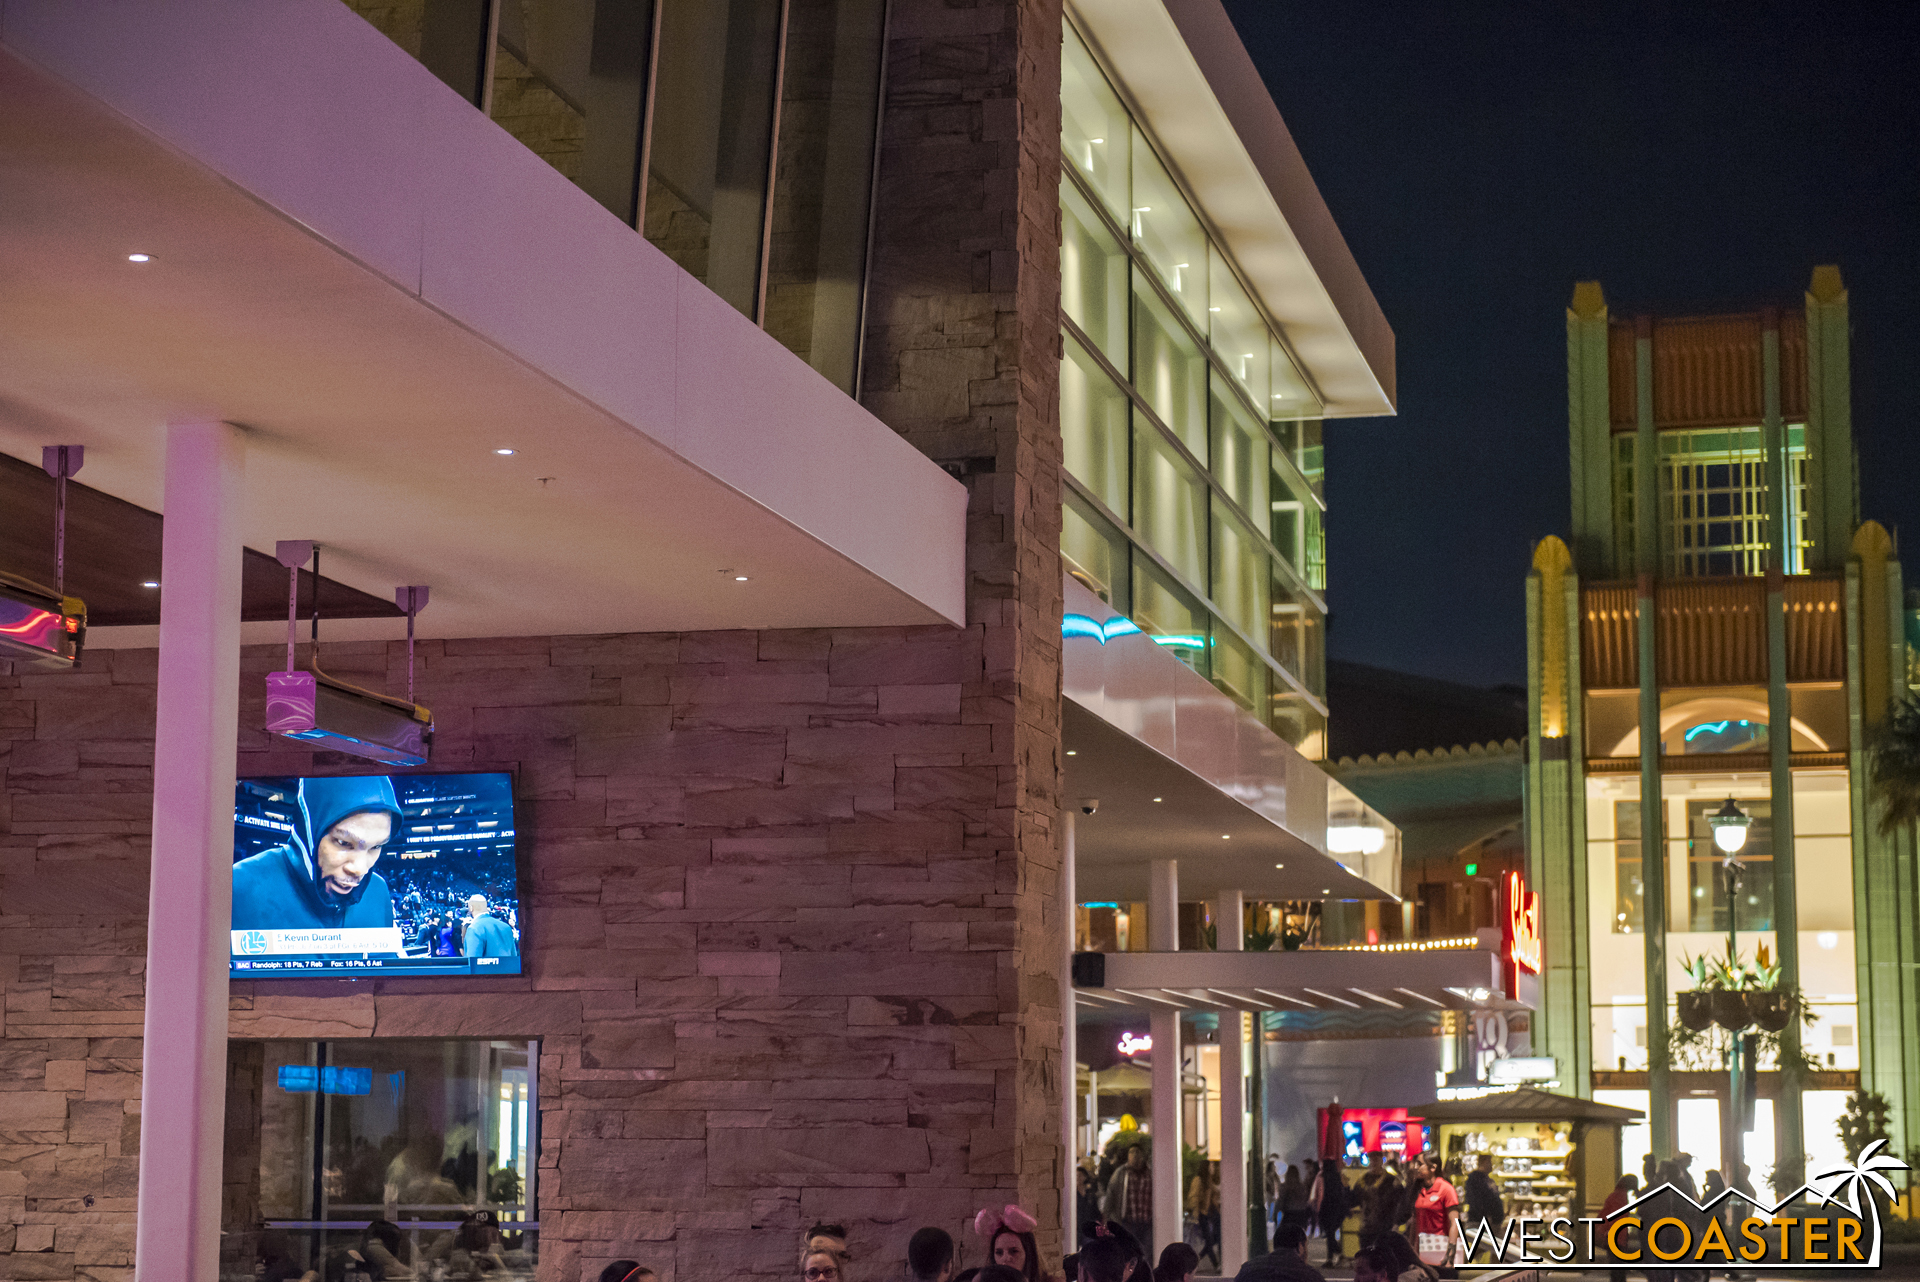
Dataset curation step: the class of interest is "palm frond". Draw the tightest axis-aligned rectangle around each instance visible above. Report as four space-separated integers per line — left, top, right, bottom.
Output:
1868 696 1920 835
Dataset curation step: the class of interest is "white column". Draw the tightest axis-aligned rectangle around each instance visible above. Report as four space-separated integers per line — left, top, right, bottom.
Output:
1062 812 1078 1246
136 421 245 1281
1216 888 1244 951
1220 1010 1248 1274
1150 1004 1182 1257
1148 858 1178 951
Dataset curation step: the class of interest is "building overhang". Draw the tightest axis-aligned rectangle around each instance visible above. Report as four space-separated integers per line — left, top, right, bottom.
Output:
1077 944 1533 1013
1069 0 1395 418
0 1 966 644
1063 575 1399 903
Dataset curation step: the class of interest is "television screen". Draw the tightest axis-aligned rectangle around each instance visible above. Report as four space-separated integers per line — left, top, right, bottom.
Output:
230 772 521 977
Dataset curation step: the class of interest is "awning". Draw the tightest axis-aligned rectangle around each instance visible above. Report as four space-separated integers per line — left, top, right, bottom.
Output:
1417 1087 1645 1123
1075 941 1531 1013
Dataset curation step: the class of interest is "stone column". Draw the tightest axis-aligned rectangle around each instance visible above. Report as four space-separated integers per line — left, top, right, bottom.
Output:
1220 1010 1248 1274
135 420 245 1281
858 0 1066 1248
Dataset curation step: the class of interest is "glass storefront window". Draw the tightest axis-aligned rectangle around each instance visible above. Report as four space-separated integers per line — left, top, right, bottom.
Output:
1270 464 1324 590
345 0 494 105
1213 629 1268 713
1133 553 1208 672
1208 260 1270 408
642 0 785 317
1062 180 1130 365
1135 424 1208 588
1614 801 1643 933
226 1038 538 1278
1063 334 1131 515
762 0 888 393
488 0 655 225
1211 377 1269 521
1129 137 1208 325
1271 688 1326 759
1061 25 1130 220
1270 573 1324 698
1212 511 1267 649
1064 489 1132 615
1133 279 1209 458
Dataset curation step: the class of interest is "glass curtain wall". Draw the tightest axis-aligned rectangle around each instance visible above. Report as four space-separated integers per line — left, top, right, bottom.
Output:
339 0 886 395
1059 21 1328 754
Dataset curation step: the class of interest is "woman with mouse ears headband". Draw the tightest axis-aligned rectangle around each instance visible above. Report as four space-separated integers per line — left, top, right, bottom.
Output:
973 1205 1060 1282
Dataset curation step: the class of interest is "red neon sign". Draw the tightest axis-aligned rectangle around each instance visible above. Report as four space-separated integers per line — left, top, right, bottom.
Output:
1504 870 1541 976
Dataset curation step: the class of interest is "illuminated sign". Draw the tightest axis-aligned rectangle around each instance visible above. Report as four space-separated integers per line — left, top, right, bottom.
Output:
1117 1031 1152 1056
1062 614 1144 645
1504 870 1542 980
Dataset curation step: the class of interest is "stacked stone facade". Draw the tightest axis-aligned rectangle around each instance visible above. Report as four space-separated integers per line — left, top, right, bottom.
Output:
2 605 1061 1281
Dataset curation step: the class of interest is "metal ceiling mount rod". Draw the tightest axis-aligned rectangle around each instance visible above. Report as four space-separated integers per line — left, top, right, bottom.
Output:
395 586 430 704
41 445 84 595
274 541 314 672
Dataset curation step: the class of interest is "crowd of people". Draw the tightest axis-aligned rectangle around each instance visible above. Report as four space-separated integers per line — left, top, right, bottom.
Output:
270 1145 1739 1282
382 865 521 958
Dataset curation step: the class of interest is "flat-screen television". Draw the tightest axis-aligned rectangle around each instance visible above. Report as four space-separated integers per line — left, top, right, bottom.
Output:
230 772 521 978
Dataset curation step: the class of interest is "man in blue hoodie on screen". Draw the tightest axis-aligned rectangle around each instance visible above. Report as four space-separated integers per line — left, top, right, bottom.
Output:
232 776 405 932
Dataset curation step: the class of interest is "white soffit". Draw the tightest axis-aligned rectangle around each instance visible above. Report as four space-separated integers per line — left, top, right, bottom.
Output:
0 1 966 644
1071 0 1395 418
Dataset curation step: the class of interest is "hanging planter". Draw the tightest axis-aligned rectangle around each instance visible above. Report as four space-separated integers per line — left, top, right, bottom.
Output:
1711 990 1753 1031
1745 988 1796 1032
1676 990 1715 1032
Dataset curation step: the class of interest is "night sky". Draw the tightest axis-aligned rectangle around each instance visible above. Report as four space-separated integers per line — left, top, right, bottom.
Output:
1221 1 1920 688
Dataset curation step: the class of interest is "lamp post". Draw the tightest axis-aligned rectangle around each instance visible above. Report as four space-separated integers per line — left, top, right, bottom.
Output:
1707 797 1752 1193
1708 797 1752 963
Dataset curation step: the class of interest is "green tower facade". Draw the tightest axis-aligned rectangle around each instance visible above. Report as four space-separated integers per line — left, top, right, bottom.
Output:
1525 267 1920 1195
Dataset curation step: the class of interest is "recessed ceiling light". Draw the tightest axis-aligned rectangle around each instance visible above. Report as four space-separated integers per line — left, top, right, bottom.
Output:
1221 834 1230 840
734 575 749 582
1152 797 1162 803
1322 889 1330 895
127 253 152 263
493 448 516 456
1274 863 1285 869
141 581 160 588
1066 750 1076 756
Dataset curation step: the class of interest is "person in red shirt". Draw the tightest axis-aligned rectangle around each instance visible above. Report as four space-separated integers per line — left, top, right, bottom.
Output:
1405 1154 1461 1273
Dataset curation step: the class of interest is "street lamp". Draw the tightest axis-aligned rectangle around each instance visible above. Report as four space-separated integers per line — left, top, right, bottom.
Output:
1708 797 1752 858
1706 797 1757 1202
1708 798 1751 961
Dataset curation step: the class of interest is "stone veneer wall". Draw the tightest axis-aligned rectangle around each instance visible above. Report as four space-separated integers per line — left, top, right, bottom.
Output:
859 0 1067 1248
1 614 1059 1281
